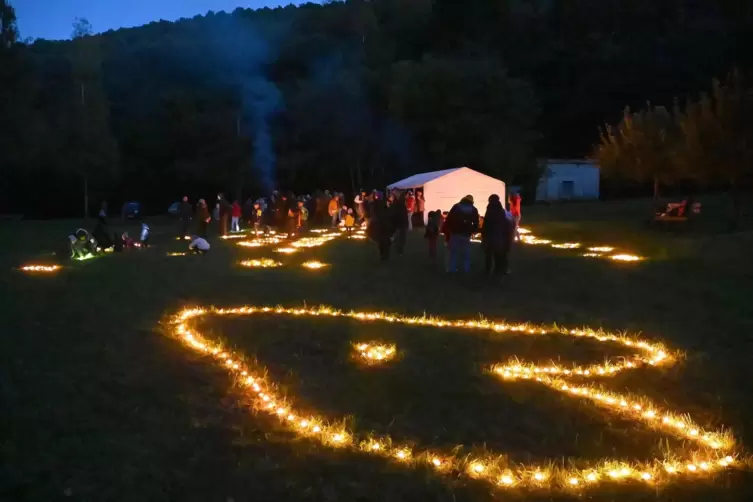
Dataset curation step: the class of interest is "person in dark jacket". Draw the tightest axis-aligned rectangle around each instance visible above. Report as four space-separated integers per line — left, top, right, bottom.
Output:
217 193 231 236
481 194 513 278
368 195 397 261
425 210 441 261
179 196 193 238
392 191 409 256
285 192 299 236
446 195 479 273
196 199 210 238
276 192 290 231
243 198 255 227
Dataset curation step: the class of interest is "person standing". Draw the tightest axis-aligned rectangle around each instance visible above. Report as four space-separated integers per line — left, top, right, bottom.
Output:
285 193 298 236
392 192 409 256
446 195 479 273
481 194 513 278
217 193 231 236
297 200 309 233
196 199 210 238
179 196 193 238
243 197 255 227
405 190 416 231
251 201 262 233
369 194 397 261
424 210 441 262
231 200 242 232
276 193 289 231
98 201 108 225
416 190 425 226
328 195 340 227
508 191 522 241
354 190 365 225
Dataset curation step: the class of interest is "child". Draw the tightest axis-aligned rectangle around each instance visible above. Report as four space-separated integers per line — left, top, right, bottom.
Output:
188 235 210 255
297 200 309 233
425 210 441 261
251 202 262 234
121 232 135 249
68 228 93 259
140 222 151 248
344 208 356 233
339 204 349 227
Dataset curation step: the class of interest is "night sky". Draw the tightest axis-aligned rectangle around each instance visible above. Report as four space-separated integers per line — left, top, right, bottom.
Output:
13 0 300 41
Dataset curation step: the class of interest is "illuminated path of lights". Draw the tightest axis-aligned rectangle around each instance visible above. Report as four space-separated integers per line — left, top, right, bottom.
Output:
473 227 646 262
168 305 740 493
234 229 358 269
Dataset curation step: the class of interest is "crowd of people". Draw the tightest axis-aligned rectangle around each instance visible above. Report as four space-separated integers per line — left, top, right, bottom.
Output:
80 187 522 276
366 190 521 279
177 189 429 241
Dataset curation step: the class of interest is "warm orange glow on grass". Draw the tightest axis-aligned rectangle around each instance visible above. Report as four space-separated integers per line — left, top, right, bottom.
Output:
167 252 187 257
20 264 61 273
274 247 297 254
240 259 282 268
501 227 645 263
302 260 328 270
353 342 396 364
238 237 285 248
589 246 614 253
610 254 643 262
167 304 740 493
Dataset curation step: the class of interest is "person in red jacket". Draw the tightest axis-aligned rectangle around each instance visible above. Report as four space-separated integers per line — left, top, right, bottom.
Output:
405 190 416 231
508 192 522 241
231 200 242 233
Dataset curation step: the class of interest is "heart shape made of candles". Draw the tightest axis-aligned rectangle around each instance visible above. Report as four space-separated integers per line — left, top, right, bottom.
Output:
168 305 740 493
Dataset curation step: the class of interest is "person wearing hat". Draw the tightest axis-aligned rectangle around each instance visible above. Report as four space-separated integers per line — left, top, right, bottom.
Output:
445 194 479 273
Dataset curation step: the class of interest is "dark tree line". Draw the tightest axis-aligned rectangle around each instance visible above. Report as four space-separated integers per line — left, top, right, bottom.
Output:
597 70 753 226
1 0 752 217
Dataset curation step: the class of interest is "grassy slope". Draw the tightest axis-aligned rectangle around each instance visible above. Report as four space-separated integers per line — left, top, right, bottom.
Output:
1 199 752 501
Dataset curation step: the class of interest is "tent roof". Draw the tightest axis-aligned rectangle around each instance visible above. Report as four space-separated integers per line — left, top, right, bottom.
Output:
387 168 462 189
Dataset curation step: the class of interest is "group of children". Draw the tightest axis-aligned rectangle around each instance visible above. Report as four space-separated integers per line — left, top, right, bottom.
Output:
68 221 151 259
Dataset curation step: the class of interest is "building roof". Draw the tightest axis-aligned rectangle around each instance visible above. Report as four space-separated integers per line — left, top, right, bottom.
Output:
387 168 462 189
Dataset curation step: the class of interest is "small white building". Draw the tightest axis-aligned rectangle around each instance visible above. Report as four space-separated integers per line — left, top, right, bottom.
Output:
388 167 506 222
535 159 600 201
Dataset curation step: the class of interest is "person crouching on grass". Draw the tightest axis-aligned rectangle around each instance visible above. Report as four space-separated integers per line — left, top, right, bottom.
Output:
425 210 441 262
69 228 94 259
188 235 210 255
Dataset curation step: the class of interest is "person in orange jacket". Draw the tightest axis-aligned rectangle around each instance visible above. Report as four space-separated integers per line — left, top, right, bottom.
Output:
328 195 340 227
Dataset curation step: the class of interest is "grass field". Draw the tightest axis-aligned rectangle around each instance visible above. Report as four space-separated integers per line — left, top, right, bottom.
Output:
2 197 753 502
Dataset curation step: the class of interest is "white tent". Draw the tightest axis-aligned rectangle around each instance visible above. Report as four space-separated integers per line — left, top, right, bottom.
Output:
388 167 506 223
